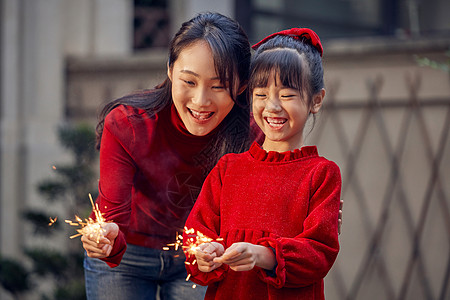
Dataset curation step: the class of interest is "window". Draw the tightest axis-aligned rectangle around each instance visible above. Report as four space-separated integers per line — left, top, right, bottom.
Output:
236 0 450 43
134 0 170 49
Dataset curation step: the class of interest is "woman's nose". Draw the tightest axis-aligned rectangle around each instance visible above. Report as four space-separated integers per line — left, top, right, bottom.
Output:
191 87 211 107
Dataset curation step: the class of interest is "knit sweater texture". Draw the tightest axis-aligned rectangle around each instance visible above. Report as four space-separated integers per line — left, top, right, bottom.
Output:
184 142 341 300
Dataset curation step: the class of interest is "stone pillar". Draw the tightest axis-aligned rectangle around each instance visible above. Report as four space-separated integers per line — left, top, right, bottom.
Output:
16 0 67 250
0 0 24 259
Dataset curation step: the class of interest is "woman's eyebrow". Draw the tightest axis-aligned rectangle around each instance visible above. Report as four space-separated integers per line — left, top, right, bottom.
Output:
180 69 220 81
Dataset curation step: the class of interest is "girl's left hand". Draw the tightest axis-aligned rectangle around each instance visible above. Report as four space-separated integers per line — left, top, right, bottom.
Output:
213 242 276 272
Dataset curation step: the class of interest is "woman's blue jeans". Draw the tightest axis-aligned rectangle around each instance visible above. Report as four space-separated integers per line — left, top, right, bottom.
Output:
84 244 207 300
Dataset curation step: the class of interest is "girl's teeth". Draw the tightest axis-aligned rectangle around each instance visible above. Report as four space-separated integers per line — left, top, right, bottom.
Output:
266 117 286 125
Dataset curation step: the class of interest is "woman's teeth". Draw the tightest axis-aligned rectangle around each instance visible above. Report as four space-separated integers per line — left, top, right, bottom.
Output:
190 109 213 120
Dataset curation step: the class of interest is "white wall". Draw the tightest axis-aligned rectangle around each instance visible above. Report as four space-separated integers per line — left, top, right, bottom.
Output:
64 0 133 56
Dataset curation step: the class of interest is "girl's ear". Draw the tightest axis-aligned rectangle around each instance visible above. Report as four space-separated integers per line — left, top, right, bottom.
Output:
310 88 325 114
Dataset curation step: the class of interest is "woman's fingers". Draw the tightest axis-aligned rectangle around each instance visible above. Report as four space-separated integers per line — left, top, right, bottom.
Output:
80 223 118 258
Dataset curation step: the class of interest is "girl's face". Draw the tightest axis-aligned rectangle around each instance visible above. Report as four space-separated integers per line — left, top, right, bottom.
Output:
168 40 235 136
252 71 324 152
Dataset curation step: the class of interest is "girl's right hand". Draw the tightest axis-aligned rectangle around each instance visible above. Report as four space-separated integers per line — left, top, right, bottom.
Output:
81 222 119 258
195 242 224 273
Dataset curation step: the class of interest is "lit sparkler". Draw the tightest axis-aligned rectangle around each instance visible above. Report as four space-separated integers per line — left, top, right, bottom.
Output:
65 193 107 243
182 227 224 257
164 227 222 258
164 226 223 287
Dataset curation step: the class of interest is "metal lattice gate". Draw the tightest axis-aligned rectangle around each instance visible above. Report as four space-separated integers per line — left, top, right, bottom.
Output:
310 72 450 300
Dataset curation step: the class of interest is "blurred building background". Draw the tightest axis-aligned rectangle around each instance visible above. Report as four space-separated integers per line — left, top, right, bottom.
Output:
1 0 449 299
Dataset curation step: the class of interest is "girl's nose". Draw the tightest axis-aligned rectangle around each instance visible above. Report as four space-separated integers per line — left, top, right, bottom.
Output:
265 97 282 112
191 87 211 107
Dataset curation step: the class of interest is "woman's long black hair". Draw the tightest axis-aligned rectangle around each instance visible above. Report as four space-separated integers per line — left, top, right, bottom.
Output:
95 12 252 174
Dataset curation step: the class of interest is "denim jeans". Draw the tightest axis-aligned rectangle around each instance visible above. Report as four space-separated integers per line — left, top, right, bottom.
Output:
84 244 207 300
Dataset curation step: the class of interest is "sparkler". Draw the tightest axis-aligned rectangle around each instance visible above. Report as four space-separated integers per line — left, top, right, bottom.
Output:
165 227 222 258
65 193 107 243
164 226 223 287
183 227 224 257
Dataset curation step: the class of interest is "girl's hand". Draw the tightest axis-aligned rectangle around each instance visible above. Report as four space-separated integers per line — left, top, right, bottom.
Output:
213 242 276 272
81 222 119 258
194 242 224 273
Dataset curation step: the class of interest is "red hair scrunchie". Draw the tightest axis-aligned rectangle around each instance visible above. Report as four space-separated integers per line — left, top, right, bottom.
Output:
252 28 323 57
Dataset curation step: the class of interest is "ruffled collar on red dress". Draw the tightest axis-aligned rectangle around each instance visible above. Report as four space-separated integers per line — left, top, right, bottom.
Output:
249 142 318 162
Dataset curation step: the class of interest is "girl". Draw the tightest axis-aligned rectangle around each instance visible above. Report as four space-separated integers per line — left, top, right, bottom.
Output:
184 28 341 300
80 12 259 300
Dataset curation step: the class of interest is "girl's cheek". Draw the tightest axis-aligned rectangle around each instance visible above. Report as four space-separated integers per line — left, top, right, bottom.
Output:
253 100 265 113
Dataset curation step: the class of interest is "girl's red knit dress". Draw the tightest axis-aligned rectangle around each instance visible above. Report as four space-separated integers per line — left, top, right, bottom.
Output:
185 142 341 300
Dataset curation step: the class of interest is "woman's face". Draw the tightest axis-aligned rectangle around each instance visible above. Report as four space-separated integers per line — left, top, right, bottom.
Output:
168 40 235 136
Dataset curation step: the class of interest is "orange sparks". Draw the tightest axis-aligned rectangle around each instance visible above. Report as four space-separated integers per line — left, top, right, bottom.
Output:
48 217 57 226
163 227 218 256
65 193 108 243
163 226 224 287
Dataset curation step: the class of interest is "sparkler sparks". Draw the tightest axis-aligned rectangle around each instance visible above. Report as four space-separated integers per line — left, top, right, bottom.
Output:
65 193 107 243
164 227 224 287
48 217 58 226
183 227 223 257
164 227 220 258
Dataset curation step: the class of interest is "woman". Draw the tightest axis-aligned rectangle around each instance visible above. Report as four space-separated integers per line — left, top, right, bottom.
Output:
81 12 256 300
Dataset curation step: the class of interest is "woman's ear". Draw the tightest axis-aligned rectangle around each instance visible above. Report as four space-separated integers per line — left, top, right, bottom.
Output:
237 81 248 95
167 62 172 81
310 88 325 114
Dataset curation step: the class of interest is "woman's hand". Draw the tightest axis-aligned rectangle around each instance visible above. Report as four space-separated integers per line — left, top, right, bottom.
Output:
81 222 119 258
213 242 276 272
194 242 224 273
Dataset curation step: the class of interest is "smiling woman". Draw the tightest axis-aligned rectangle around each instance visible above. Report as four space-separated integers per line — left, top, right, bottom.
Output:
79 12 255 300
168 40 236 136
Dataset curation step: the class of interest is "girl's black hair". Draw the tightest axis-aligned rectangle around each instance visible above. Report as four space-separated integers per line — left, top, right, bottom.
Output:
95 12 251 173
249 35 324 108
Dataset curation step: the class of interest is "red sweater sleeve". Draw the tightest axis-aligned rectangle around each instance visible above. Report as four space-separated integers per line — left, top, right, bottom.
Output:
184 162 229 285
96 107 137 267
256 161 341 288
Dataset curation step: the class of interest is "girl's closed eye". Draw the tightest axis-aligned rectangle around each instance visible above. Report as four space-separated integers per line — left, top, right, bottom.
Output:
280 94 298 100
253 88 267 98
280 88 300 100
